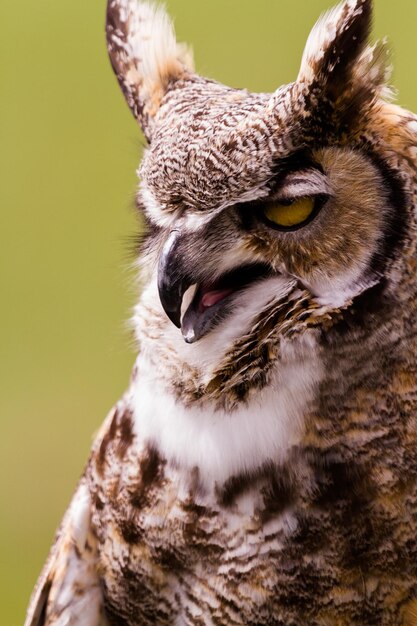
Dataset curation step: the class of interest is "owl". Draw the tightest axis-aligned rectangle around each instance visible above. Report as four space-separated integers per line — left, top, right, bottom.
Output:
25 0 417 624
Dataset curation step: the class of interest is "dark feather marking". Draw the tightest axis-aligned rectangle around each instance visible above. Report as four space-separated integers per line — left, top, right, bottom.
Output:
118 515 142 545
153 545 186 572
365 147 409 275
104 565 173 624
93 491 105 511
37 580 51 626
73 542 82 560
217 462 297 516
103 600 130 626
130 445 164 509
140 445 163 487
260 468 298 523
117 409 135 460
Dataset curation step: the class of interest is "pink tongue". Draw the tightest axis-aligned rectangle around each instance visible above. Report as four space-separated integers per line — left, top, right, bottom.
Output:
201 288 234 309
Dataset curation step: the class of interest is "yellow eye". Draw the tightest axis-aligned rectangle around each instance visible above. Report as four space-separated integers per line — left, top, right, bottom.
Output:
264 197 315 228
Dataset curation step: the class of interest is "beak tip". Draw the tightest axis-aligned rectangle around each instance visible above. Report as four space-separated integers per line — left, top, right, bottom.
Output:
183 329 197 344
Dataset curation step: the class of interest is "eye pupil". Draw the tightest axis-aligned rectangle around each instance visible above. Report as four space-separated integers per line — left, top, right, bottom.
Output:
263 197 315 229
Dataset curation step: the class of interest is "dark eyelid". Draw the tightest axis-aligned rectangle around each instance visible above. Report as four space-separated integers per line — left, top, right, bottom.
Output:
272 198 295 206
268 150 324 195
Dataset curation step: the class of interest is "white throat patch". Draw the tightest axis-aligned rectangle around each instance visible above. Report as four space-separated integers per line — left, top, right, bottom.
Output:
132 330 322 485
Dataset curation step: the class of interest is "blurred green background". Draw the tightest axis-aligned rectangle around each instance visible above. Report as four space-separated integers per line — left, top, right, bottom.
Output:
1 1 416 624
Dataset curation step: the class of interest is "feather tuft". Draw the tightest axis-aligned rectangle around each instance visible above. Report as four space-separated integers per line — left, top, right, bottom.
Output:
106 1 194 138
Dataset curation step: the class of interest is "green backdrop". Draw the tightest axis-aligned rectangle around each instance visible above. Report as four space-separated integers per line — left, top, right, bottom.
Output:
1 1 416 624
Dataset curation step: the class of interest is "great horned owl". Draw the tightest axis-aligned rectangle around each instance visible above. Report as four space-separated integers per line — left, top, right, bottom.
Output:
25 0 417 624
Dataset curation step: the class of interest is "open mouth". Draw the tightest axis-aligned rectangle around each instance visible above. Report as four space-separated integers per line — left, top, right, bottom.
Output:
181 263 272 343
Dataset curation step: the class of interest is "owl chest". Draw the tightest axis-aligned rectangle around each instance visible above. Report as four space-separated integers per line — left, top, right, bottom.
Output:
90 459 304 625
98 515 290 625
89 439 417 626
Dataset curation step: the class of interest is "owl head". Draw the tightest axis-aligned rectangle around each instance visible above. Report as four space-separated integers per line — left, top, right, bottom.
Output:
107 0 417 408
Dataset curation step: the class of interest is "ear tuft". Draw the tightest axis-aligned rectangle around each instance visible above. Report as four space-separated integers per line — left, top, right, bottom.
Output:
106 1 194 140
298 0 372 89
295 0 394 134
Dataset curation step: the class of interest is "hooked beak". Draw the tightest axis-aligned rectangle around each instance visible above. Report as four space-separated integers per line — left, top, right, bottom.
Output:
157 229 192 328
158 229 273 343
158 229 271 343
